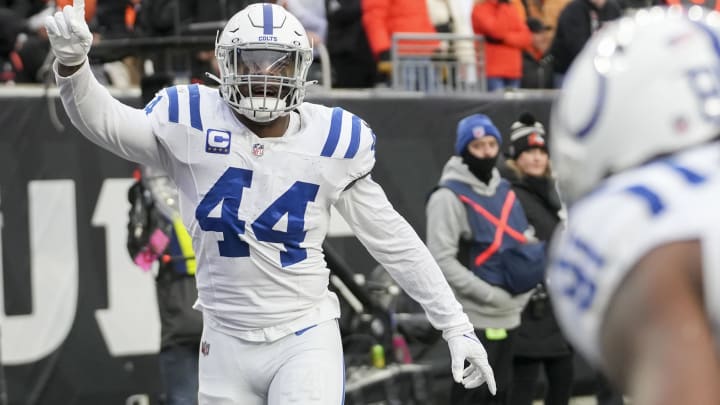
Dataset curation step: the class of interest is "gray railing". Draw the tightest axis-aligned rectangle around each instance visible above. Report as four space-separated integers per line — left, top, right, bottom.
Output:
390 32 487 93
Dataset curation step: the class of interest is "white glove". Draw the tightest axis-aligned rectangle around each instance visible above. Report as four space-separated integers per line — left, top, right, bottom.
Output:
447 332 497 394
44 0 92 66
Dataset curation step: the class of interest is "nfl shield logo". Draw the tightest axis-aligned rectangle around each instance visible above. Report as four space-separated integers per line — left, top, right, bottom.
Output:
472 126 485 139
252 143 264 157
201 341 210 356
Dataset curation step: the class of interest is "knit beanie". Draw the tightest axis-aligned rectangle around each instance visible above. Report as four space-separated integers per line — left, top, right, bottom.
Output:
455 114 503 155
507 112 548 159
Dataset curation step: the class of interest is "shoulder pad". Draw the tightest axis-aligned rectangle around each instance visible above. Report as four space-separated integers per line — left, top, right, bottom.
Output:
144 84 206 132
317 107 376 161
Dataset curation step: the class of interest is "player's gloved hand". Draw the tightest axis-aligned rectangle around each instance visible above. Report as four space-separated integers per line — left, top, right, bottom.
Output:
447 332 497 393
44 0 92 66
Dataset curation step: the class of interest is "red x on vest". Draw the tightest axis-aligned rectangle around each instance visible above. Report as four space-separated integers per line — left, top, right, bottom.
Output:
458 191 527 267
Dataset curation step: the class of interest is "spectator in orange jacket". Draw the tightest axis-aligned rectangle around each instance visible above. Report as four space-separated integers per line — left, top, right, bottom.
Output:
361 0 437 81
472 0 532 92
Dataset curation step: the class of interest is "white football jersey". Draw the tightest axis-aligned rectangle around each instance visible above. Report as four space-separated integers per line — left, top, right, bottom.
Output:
145 84 375 341
547 143 720 367
57 62 475 344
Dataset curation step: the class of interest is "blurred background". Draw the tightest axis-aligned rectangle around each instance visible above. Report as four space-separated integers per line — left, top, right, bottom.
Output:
0 0 679 403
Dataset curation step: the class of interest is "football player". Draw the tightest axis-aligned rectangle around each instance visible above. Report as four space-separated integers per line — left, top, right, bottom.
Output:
44 1 496 404
547 6 720 405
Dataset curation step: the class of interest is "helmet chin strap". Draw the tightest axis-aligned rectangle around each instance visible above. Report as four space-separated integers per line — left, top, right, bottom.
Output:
238 97 288 123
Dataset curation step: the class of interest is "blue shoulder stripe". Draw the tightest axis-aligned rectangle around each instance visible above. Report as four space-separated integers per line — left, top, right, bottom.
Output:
344 115 362 158
662 160 706 184
321 107 344 157
167 86 179 123
623 185 664 216
188 84 203 131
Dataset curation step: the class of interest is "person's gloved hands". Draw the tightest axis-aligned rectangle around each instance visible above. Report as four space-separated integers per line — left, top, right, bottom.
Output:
44 0 92 66
484 35 504 45
377 50 392 75
447 332 497 393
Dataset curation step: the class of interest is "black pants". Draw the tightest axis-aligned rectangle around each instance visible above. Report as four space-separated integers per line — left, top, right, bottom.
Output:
159 343 199 405
450 328 516 405
596 373 625 405
510 355 573 405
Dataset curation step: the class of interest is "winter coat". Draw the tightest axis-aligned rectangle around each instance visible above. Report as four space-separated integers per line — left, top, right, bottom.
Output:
361 0 438 59
550 0 622 74
471 0 532 79
509 172 571 358
521 47 553 89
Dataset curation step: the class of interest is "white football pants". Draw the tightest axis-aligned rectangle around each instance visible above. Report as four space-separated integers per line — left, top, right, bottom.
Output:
198 318 345 405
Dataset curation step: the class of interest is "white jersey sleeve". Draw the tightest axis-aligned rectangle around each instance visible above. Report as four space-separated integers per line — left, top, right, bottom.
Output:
335 176 473 335
55 61 164 168
547 144 720 367
334 135 473 336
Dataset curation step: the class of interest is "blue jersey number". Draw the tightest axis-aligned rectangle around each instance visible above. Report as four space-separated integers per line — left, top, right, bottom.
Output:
554 235 605 311
195 167 320 267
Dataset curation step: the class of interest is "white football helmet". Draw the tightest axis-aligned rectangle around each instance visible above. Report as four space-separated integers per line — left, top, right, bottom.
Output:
214 3 313 123
551 6 720 202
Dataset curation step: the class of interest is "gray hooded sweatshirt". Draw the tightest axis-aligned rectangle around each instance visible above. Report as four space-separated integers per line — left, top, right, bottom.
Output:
426 156 532 330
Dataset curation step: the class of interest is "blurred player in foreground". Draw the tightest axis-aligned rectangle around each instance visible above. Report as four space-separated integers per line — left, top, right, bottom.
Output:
547 6 720 405
44 1 496 404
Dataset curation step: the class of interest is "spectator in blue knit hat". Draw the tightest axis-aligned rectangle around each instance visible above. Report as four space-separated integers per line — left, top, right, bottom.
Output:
453 113 504 184
427 113 542 405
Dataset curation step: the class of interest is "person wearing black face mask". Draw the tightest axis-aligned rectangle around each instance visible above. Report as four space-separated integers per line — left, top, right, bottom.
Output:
426 114 542 405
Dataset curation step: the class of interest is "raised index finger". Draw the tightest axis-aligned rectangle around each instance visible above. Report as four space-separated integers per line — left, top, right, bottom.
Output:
73 0 85 18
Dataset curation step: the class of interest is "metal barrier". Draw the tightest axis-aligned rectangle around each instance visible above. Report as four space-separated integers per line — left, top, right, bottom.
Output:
314 41 333 91
390 33 487 94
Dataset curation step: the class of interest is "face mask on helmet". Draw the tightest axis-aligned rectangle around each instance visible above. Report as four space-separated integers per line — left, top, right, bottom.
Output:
213 4 314 123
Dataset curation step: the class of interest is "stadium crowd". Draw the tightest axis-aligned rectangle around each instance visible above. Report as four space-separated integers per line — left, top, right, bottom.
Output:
0 0 666 89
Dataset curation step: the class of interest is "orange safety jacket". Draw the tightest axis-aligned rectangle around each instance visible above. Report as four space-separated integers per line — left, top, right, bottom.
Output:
362 0 439 59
